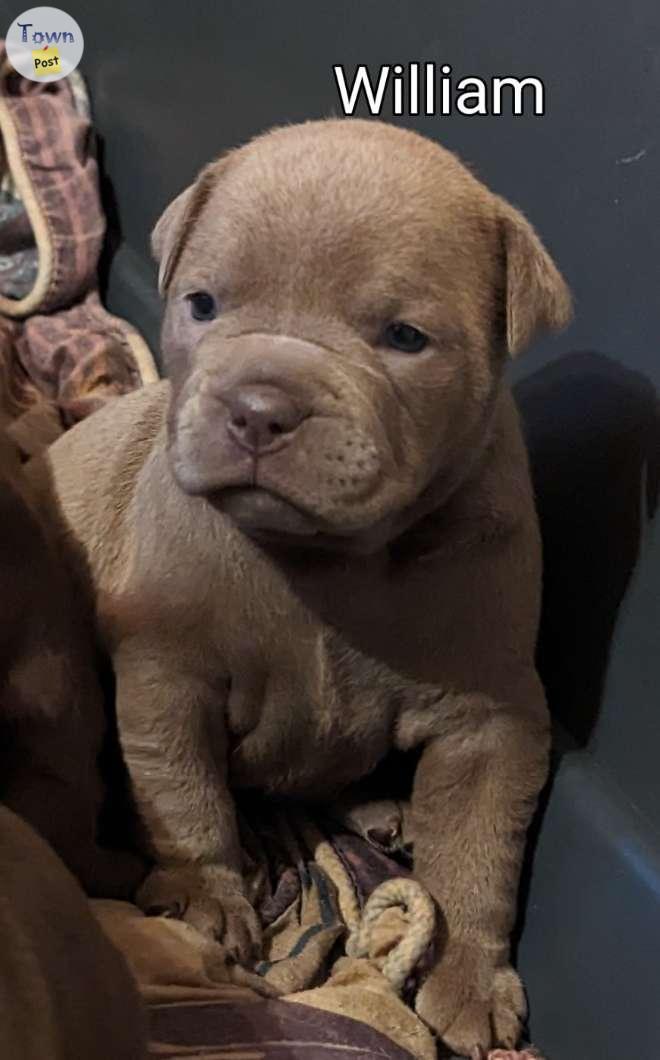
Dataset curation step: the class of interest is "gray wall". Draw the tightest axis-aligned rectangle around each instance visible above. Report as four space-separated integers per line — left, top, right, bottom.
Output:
2 2 658 1056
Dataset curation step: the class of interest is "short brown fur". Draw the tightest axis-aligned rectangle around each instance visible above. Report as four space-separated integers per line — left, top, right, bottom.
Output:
0 354 143 898
33 119 571 1056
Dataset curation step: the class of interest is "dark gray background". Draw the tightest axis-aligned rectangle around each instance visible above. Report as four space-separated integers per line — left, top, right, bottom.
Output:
2 2 658 1057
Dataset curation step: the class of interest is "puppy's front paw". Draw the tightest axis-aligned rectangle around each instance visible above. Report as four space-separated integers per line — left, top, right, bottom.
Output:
415 941 526 1057
137 864 261 965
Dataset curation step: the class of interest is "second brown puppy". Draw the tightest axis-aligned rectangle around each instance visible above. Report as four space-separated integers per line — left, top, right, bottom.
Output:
0 371 142 899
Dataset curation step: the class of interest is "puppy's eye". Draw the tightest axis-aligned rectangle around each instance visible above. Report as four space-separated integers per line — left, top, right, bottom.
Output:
384 322 428 354
187 291 217 322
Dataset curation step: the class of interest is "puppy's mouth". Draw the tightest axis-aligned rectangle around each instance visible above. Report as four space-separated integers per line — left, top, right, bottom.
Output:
211 486 321 538
210 486 375 552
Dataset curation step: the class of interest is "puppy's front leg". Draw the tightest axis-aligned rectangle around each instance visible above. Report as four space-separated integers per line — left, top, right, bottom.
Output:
113 639 260 963
404 681 549 1056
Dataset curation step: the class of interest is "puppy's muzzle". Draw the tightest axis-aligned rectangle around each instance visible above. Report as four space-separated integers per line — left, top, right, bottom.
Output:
223 384 307 456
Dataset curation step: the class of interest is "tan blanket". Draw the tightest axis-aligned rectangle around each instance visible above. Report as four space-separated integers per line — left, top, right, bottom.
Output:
93 810 543 1060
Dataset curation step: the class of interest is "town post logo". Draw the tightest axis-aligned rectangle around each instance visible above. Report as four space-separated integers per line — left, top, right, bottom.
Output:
6 6 83 83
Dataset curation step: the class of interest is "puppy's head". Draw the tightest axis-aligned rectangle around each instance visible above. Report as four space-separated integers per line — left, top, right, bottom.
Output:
154 120 571 551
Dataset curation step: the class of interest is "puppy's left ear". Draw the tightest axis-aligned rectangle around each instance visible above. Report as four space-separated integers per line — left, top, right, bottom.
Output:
498 199 572 356
151 161 222 295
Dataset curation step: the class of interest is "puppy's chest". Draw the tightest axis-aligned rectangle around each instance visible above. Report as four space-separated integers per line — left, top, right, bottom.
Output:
225 630 400 797
221 557 448 797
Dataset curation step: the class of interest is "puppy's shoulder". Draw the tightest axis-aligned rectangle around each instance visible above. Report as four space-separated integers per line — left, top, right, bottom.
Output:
27 382 171 576
58 380 169 461
36 381 169 490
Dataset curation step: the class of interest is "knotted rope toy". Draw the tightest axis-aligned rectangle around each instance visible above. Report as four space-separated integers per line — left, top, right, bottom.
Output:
346 876 436 993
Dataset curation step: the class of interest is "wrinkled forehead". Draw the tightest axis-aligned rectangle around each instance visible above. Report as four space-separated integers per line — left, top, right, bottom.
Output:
177 126 500 309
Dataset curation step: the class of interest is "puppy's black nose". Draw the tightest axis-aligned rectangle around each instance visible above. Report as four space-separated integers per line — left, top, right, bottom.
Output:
224 384 305 454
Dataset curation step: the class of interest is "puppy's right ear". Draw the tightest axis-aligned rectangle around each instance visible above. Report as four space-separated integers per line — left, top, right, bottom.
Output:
151 163 220 295
497 198 573 357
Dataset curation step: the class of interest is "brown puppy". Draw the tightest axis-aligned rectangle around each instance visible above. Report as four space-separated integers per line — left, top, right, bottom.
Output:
0 372 143 898
34 119 571 1056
